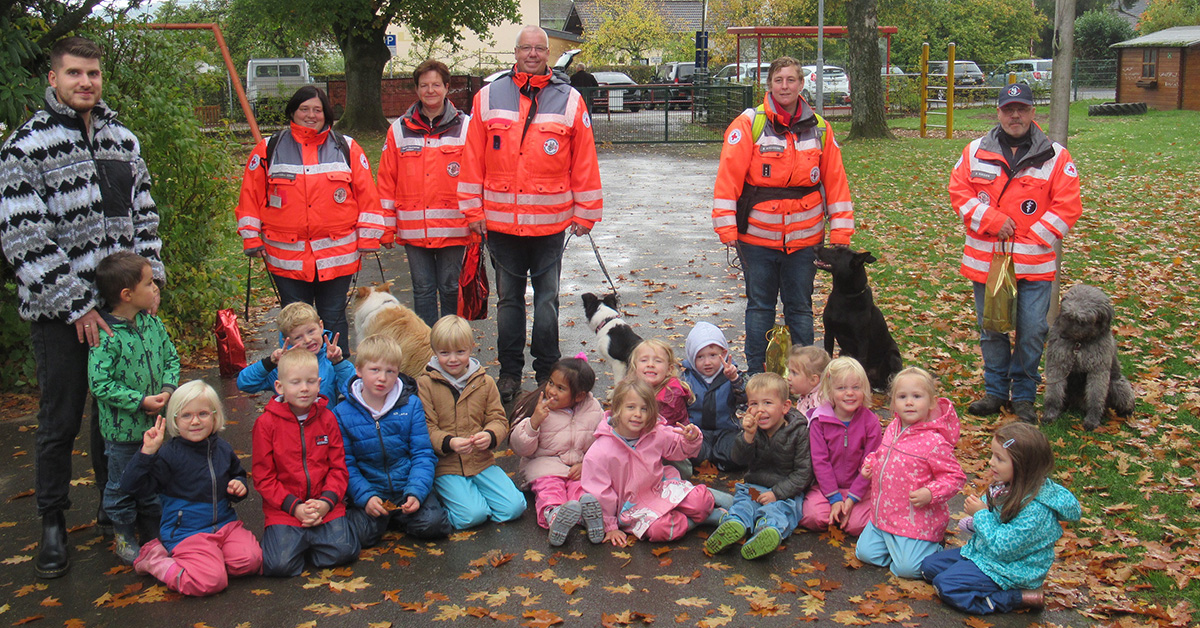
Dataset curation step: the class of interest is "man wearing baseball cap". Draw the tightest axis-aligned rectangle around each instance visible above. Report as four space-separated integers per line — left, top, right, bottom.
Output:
948 82 1083 424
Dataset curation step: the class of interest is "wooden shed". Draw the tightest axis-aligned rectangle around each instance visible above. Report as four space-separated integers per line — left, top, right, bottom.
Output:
1111 26 1200 111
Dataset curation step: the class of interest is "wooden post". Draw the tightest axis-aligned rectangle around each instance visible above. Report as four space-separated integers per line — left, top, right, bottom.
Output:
1046 0 1077 323
920 43 929 138
946 42 955 139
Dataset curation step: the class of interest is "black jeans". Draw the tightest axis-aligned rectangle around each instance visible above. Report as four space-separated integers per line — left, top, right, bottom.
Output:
488 231 564 381
272 274 354 355
30 321 106 516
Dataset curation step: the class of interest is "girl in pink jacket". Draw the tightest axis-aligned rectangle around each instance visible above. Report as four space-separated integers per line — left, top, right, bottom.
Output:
856 367 966 578
581 380 715 546
509 358 605 546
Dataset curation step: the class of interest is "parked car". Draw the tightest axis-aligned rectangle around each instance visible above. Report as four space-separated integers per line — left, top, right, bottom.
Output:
246 58 312 102
990 58 1053 89
800 65 851 106
927 60 986 86
652 61 696 109
712 62 771 84
591 71 645 112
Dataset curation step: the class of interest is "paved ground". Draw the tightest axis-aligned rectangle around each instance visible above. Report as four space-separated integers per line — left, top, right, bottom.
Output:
0 149 1087 626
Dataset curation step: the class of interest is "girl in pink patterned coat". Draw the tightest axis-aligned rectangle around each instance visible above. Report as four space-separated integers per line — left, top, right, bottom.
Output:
856 367 966 578
581 380 715 546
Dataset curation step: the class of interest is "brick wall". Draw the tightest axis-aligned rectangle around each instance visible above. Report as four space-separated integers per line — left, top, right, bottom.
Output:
327 75 482 118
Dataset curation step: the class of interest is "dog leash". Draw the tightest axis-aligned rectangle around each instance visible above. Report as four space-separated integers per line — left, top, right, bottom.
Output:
564 231 618 296
245 255 282 320
344 251 388 308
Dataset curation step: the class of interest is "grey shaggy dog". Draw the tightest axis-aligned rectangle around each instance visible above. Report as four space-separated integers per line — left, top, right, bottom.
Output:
1042 284 1136 430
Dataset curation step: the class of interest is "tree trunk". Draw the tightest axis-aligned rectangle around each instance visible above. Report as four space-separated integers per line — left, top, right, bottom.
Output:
845 0 895 140
334 22 390 133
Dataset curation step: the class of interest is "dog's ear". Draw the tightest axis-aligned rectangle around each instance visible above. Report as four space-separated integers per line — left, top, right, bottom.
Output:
375 282 392 293
855 251 877 265
602 293 619 308
354 286 372 301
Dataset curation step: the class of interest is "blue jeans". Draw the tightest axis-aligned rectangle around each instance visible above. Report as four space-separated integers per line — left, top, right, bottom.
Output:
723 483 801 539
405 244 464 327
30 321 107 516
273 273 354 355
972 279 1051 402
740 244 818 374
856 521 942 579
262 516 359 577
488 231 565 381
103 440 159 526
922 547 1023 615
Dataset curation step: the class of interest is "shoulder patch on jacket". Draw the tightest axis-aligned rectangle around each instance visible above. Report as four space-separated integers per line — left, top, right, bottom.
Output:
728 128 742 145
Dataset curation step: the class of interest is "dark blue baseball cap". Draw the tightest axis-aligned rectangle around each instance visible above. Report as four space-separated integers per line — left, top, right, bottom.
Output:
998 83 1034 107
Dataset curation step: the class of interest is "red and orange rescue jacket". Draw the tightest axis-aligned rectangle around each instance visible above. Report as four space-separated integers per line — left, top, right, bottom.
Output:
378 100 472 249
713 94 854 252
457 70 602 236
949 123 1081 283
235 123 387 282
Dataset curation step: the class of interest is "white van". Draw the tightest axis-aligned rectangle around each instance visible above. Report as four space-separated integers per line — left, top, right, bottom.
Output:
246 58 312 101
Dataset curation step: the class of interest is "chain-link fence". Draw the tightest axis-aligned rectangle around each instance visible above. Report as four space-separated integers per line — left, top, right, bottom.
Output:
577 84 754 143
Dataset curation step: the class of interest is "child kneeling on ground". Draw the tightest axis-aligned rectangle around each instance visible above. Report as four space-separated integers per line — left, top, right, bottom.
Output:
680 322 747 472
582 380 720 546
705 373 812 560
121 380 261 596
921 422 1080 614
254 349 359 577
335 335 451 547
419 315 526 529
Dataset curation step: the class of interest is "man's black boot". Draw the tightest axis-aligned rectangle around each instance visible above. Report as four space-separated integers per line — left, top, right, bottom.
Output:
35 511 69 579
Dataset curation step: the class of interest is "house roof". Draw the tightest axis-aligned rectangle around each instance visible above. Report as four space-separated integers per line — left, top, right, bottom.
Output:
564 0 705 36
1111 25 1200 48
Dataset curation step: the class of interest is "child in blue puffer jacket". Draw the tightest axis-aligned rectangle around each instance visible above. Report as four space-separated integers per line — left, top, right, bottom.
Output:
237 302 355 403
333 335 451 547
680 322 747 471
921 422 1080 614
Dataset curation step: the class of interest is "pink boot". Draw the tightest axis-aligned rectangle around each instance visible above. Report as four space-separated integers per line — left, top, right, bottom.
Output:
133 539 182 590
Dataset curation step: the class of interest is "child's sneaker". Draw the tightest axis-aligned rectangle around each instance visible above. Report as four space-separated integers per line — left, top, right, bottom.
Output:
113 524 141 565
704 519 746 555
548 501 582 547
579 494 605 544
740 527 781 560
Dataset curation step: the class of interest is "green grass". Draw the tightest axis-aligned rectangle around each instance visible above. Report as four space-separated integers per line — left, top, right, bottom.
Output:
826 103 1200 619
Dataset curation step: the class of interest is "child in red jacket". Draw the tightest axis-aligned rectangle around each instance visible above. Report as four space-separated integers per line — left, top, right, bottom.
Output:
253 350 359 577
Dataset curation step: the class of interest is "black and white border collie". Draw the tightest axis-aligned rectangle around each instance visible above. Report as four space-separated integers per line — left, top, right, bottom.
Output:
581 292 643 383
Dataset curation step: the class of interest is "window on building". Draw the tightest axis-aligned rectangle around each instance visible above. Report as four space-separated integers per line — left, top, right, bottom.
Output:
1141 49 1158 78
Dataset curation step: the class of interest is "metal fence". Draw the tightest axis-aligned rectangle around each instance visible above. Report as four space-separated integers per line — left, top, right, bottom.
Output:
576 84 755 143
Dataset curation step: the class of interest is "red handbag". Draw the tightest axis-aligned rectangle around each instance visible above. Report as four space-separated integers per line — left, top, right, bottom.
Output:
214 308 247 378
457 238 489 321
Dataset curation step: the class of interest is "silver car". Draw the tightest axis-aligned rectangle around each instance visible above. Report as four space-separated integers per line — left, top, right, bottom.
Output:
800 65 850 105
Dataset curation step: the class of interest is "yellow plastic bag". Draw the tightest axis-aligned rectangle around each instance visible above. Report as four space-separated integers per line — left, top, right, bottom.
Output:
983 242 1017 333
765 325 792 377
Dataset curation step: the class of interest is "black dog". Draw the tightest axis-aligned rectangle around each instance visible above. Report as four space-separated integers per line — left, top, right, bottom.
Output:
582 292 644 382
815 246 903 391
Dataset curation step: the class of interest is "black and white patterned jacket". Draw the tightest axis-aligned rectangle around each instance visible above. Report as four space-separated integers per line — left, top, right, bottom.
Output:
0 87 163 323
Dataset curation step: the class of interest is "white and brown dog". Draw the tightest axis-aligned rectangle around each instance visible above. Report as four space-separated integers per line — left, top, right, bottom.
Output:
582 292 643 383
350 283 435 380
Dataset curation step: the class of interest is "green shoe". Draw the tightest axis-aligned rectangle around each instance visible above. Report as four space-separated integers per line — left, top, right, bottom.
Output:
704 519 746 555
740 527 781 560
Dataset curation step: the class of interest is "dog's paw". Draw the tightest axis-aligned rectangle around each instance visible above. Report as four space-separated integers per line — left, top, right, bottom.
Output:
1040 409 1060 425
1082 413 1104 431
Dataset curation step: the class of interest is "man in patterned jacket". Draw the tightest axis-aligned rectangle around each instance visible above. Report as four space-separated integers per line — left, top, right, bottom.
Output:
0 37 164 578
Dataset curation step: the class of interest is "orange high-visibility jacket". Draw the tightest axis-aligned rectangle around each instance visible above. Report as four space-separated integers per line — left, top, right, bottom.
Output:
713 95 854 252
949 123 1081 283
378 101 472 249
235 123 387 282
457 70 602 236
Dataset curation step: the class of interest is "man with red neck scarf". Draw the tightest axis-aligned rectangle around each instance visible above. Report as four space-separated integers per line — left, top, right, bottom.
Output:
458 25 603 402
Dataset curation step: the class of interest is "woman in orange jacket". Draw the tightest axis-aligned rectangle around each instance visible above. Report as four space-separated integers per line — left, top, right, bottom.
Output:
377 59 472 326
712 57 855 374
235 86 388 355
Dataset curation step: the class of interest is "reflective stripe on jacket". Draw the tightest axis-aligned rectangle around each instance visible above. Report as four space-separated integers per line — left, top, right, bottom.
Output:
949 123 1081 283
458 70 603 236
713 94 854 252
235 123 387 281
378 101 472 248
